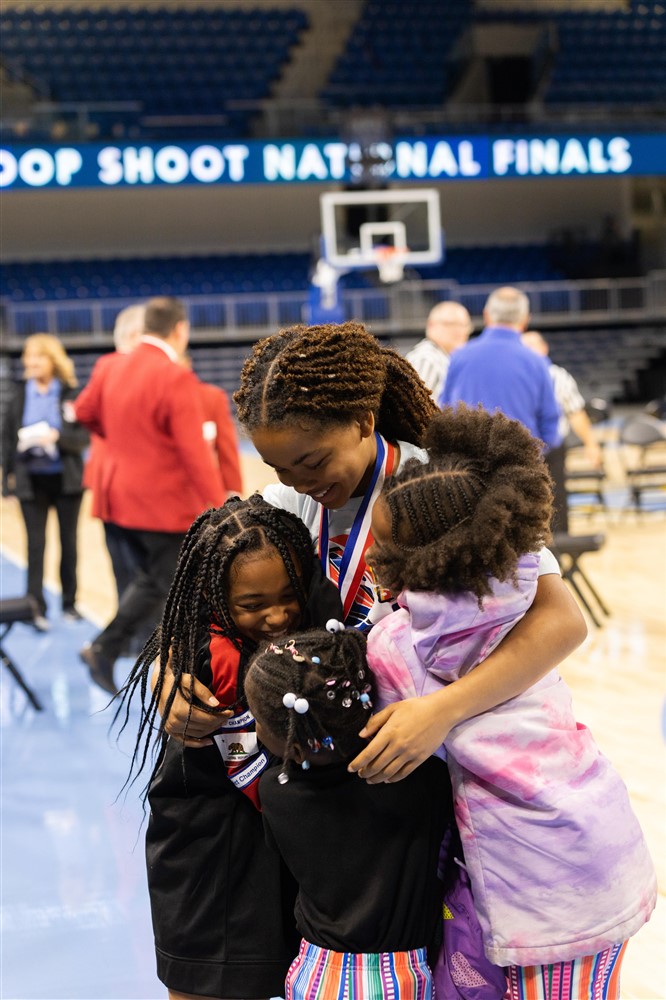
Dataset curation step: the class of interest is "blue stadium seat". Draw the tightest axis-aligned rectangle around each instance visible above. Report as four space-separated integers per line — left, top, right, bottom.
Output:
320 0 473 108
0 4 309 136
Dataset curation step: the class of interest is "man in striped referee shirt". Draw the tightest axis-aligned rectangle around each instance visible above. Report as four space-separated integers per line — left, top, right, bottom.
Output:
522 332 602 468
523 330 603 532
406 301 473 400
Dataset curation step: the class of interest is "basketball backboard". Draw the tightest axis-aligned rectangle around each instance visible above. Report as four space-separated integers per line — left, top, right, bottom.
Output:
320 188 443 272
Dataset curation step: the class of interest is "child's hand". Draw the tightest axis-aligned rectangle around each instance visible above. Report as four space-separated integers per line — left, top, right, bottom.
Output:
348 693 450 783
152 659 230 748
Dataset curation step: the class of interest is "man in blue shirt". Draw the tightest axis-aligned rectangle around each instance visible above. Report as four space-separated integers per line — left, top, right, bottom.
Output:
439 286 561 450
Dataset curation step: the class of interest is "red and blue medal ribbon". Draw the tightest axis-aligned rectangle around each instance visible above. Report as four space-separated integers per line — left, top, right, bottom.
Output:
318 432 396 622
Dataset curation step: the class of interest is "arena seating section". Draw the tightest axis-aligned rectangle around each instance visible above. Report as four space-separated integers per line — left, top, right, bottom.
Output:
320 0 473 108
1 1 664 405
0 243 572 355
0 5 309 137
475 2 666 107
321 0 665 110
2 1 664 132
0 245 565 314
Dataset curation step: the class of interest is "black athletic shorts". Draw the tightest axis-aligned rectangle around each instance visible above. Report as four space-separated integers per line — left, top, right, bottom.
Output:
146 738 298 998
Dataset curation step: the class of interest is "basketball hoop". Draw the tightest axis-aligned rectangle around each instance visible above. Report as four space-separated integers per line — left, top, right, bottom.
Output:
375 245 408 284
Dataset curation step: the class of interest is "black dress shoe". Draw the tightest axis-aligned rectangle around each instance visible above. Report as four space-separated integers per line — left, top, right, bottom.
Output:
63 607 84 622
79 643 117 695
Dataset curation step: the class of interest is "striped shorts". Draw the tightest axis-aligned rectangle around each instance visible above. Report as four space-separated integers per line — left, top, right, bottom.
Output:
285 939 433 1000
506 941 629 1000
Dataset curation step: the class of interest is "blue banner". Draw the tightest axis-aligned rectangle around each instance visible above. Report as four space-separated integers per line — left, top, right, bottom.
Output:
1 131 664 191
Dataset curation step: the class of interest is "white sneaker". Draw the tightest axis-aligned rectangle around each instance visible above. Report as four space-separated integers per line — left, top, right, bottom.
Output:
33 615 51 632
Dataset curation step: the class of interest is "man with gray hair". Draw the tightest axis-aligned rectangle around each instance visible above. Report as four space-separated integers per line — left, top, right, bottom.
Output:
440 286 561 450
112 303 145 354
78 304 146 604
406 300 473 400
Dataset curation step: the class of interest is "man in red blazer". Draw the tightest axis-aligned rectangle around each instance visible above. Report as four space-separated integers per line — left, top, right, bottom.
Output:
75 296 224 693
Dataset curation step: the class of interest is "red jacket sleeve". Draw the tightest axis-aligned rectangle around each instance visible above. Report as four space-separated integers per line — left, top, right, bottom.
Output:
73 355 115 437
204 384 243 494
167 370 225 510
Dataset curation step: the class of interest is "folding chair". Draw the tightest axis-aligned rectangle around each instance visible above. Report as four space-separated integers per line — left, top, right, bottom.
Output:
0 596 44 710
564 398 610 516
619 414 666 511
550 533 610 628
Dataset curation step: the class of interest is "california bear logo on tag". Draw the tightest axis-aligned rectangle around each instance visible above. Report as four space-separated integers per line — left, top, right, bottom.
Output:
213 732 258 762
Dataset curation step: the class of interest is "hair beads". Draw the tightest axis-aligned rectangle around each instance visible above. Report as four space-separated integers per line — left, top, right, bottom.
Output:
281 694 310 715
245 627 376 786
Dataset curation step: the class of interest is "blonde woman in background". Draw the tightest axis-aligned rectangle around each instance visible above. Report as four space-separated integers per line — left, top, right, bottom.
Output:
1 334 89 630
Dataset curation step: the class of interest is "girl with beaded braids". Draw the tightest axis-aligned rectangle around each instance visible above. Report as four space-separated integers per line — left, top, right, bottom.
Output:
155 321 586 791
362 405 656 1000
243 625 453 1000
117 494 342 1000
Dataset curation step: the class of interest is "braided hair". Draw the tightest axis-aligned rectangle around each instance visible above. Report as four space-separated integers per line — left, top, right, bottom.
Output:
369 404 553 601
244 626 375 779
114 494 319 787
234 321 437 446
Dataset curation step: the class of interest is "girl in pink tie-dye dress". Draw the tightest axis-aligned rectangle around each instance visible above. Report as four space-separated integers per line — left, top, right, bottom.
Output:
364 404 656 1000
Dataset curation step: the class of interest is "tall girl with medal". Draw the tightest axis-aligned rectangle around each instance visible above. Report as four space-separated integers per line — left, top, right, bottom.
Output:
160 320 586 765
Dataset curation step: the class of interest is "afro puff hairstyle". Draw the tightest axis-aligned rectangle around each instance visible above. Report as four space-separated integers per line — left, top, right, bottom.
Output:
368 404 553 601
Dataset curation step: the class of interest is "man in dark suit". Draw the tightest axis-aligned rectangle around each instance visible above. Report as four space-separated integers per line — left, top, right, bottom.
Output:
75 297 224 693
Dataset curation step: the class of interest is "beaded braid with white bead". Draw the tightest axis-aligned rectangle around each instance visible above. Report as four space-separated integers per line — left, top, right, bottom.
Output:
244 622 375 784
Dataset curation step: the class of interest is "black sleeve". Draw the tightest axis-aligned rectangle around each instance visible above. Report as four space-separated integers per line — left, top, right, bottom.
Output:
258 771 281 851
304 557 343 628
58 386 90 455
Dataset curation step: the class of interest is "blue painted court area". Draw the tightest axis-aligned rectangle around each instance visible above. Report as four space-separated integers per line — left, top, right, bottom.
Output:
1 554 163 1000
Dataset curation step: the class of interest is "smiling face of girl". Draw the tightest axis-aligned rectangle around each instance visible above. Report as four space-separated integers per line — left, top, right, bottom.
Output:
226 546 303 645
251 413 378 511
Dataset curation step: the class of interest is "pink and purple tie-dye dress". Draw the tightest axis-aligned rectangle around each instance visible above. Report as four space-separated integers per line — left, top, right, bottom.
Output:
367 553 657 967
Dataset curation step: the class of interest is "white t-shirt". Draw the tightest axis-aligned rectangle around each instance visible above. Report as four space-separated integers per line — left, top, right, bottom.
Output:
263 438 559 630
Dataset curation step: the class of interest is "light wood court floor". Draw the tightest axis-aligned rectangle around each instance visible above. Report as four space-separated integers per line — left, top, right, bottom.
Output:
1 449 665 998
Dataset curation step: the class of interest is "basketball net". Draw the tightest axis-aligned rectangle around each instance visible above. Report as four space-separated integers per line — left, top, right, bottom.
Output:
375 245 408 284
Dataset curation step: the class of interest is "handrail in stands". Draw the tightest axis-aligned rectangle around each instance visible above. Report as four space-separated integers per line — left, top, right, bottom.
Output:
2 271 665 347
